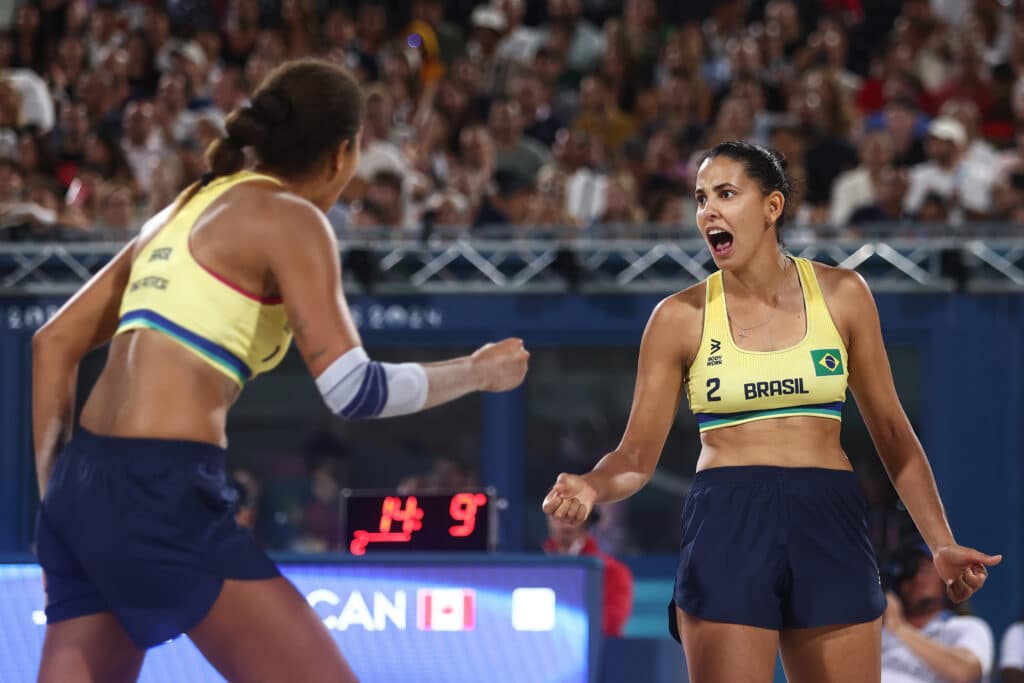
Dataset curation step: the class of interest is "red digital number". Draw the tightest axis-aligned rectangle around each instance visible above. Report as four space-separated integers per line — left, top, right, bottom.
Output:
448 492 487 537
350 496 424 555
379 496 423 534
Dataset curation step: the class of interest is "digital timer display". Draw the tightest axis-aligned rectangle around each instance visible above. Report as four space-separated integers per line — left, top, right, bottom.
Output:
342 491 493 554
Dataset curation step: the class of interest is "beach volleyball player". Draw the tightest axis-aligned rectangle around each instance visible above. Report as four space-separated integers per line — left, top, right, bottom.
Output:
32 59 528 683
543 141 999 682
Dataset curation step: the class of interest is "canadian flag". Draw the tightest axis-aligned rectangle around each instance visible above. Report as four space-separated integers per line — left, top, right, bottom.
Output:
416 588 476 631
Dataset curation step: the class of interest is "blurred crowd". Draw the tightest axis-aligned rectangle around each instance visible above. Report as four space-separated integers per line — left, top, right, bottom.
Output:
2 0 1024 242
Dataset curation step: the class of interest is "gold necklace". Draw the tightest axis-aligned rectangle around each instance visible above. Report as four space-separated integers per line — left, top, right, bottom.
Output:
728 259 790 341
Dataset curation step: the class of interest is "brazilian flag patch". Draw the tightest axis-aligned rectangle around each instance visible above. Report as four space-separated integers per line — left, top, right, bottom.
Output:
811 349 844 376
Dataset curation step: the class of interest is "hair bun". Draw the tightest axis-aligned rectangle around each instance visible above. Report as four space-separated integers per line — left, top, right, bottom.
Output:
249 90 293 127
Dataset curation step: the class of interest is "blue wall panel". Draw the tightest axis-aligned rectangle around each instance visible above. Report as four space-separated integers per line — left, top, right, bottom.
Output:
2 293 1022 639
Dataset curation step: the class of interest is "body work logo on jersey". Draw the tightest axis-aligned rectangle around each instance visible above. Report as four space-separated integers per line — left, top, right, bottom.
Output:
810 349 844 376
417 589 476 631
707 339 722 366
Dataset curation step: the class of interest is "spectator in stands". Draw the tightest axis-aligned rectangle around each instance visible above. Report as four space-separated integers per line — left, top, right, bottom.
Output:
537 0 604 75
940 98 998 169
490 97 550 182
544 507 634 637
848 164 909 227
882 539 995 683
451 124 496 215
904 117 996 222
573 74 634 157
120 99 167 195
94 181 137 237
364 169 405 230
1001 618 1024 683
830 130 895 227
512 70 565 148
155 71 198 145
881 95 929 168
475 166 535 227
299 460 344 552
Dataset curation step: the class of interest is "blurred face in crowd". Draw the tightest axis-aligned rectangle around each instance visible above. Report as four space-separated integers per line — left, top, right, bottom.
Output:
925 134 959 168
860 130 893 170
89 6 117 42
56 36 86 74
322 8 356 48
695 155 783 268
728 36 763 76
458 126 493 167
143 7 169 46
311 467 339 505
877 165 908 211
357 2 387 43
578 76 606 114
488 100 523 143
658 74 692 117
511 75 546 119
60 101 90 146
212 67 246 113
123 101 155 146
552 127 592 170
533 48 565 87
715 95 754 137
101 184 135 231
0 161 23 201
898 556 947 618
157 72 189 112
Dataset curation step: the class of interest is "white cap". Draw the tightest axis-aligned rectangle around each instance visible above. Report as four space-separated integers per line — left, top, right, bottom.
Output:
471 6 507 32
927 117 966 146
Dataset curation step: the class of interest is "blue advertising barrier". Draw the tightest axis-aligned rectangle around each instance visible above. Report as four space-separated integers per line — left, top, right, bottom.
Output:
2 292 1023 646
0 554 603 683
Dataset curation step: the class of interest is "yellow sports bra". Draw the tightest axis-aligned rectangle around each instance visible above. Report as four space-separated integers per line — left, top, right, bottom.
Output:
686 257 848 432
115 171 293 386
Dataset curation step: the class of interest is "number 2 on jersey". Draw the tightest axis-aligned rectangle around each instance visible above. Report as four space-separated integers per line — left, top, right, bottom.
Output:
706 377 722 402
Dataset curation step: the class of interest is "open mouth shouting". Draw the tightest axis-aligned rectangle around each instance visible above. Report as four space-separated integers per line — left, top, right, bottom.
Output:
706 227 734 256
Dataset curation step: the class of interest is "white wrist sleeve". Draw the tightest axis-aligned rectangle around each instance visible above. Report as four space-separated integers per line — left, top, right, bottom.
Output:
315 346 429 419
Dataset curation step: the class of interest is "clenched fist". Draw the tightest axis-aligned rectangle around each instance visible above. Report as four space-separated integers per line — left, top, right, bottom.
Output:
542 473 597 526
472 338 530 392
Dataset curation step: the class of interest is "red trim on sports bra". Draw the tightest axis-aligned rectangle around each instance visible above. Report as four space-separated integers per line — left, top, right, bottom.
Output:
188 241 284 305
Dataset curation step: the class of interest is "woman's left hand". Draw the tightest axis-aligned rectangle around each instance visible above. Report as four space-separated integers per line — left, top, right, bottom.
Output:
933 544 1003 603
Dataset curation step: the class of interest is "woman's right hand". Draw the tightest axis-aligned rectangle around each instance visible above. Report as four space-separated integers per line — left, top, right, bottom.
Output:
471 338 529 392
542 473 597 526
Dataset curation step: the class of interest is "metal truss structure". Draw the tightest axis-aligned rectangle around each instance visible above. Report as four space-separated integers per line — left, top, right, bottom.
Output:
2 235 1023 295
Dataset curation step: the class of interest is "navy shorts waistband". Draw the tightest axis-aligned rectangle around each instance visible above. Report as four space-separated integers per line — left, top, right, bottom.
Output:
692 465 858 490
68 426 226 465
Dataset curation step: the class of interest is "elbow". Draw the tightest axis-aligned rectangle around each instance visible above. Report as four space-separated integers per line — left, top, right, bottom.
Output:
951 660 983 683
32 324 61 359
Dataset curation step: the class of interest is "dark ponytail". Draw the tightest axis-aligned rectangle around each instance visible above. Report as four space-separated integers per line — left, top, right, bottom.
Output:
204 88 292 177
171 58 363 220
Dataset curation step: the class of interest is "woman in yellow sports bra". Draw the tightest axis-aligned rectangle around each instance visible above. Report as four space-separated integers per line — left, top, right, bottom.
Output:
32 59 529 683
543 141 1000 683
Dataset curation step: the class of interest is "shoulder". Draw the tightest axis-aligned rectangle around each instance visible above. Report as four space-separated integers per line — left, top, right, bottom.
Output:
809 260 873 307
652 280 706 327
248 187 337 251
647 280 704 339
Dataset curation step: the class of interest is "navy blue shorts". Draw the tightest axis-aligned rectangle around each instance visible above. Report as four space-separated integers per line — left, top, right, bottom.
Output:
36 428 279 649
668 466 885 638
